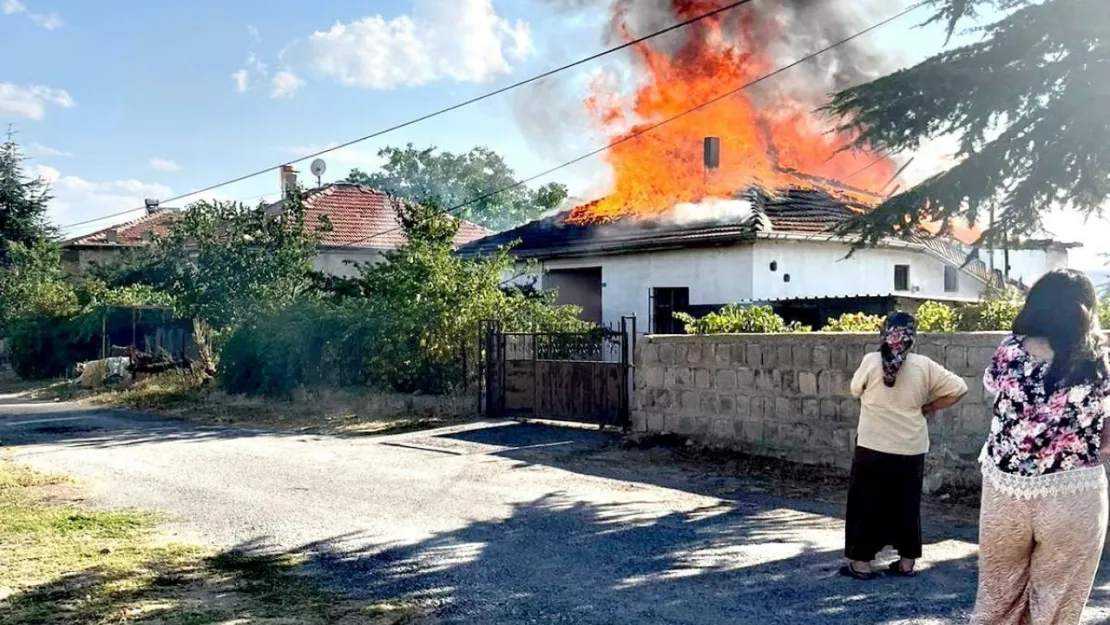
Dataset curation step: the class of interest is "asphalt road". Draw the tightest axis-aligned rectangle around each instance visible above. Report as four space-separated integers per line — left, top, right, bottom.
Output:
2 394 1109 624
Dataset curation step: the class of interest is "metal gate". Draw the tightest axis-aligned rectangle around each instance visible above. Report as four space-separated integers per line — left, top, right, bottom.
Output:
479 316 636 429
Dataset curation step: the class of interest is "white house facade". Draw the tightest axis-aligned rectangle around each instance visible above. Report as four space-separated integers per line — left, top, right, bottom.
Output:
460 188 1073 332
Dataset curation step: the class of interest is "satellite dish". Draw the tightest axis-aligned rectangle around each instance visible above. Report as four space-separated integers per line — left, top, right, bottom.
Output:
310 158 327 178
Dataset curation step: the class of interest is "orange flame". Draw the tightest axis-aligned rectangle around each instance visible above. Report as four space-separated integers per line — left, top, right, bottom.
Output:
567 1 897 225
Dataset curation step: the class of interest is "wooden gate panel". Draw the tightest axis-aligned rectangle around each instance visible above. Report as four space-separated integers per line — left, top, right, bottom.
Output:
480 318 634 428
534 361 624 426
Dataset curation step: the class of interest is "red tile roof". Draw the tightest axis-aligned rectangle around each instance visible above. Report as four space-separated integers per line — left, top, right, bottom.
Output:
62 183 492 251
284 183 493 249
62 209 181 248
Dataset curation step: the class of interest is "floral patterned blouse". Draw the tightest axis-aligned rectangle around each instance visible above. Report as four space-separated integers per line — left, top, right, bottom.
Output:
982 335 1110 477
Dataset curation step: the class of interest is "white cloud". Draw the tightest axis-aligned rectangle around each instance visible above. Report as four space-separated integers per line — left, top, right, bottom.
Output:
30 10 60 29
0 83 74 120
270 71 304 99
27 141 70 157
304 0 533 90
2 0 62 29
33 165 174 230
231 69 249 93
232 25 271 94
148 157 182 172
1 0 24 15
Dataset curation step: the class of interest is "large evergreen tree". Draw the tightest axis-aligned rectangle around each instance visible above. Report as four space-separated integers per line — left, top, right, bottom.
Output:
824 0 1108 248
0 127 56 265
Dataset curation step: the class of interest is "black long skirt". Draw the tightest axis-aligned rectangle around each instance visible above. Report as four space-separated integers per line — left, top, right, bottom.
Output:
844 445 925 562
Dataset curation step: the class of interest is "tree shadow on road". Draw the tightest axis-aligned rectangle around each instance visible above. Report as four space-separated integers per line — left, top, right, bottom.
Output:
228 492 985 624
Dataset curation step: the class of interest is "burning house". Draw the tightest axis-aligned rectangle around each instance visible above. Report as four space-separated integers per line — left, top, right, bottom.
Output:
459 0 1074 330
458 186 1072 331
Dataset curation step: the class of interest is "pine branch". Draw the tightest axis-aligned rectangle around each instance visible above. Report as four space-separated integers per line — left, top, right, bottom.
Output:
825 0 1109 246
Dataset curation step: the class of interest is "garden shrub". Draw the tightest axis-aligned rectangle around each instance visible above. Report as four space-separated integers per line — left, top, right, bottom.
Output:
674 304 810 335
821 312 884 333
915 301 960 333
956 298 1022 332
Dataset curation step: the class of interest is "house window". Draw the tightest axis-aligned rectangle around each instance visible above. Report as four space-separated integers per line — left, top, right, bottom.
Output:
651 287 690 334
894 265 911 292
944 266 959 293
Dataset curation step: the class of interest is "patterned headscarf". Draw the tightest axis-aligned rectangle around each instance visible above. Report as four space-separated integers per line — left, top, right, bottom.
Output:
880 312 917 388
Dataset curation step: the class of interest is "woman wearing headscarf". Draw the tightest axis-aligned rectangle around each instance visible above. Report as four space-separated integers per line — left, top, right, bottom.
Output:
972 270 1110 625
840 312 969 580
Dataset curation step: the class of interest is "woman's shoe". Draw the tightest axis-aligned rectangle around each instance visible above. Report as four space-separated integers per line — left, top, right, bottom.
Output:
887 560 917 578
839 562 879 581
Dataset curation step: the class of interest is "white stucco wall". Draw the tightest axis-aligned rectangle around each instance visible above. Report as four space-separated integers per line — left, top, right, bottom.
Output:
529 238 988 330
983 248 1069 288
537 244 755 330
314 248 387 277
750 239 983 302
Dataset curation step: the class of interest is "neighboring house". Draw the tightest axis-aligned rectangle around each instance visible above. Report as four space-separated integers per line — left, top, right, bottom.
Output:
61 205 180 274
263 182 491 277
458 188 1075 331
981 240 1076 290
60 182 491 278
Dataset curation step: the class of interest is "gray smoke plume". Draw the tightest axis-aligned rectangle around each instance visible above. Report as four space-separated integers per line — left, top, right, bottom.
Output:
516 0 912 163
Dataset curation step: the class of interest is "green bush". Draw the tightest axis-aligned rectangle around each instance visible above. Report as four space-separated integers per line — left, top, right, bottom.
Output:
219 202 589 397
957 298 1022 332
1100 298 1109 330
217 300 361 397
5 315 81 379
821 312 884 333
915 301 960 333
674 305 810 335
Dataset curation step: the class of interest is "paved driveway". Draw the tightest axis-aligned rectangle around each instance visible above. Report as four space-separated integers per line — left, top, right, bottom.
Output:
2 394 1109 624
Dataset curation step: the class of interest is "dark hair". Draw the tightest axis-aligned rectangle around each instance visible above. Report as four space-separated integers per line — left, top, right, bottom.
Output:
1013 269 1108 393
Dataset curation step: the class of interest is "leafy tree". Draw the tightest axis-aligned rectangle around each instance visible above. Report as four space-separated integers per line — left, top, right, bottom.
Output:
244 198 589 395
0 128 56 266
824 0 1109 248
346 144 568 231
134 188 324 333
0 240 77 333
0 241 175 379
335 198 588 392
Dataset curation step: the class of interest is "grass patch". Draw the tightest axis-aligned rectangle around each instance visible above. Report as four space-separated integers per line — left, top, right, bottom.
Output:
0 460 425 624
28 370 475 436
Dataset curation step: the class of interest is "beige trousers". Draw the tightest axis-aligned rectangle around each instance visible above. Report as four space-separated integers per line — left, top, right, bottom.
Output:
971 469 1108 625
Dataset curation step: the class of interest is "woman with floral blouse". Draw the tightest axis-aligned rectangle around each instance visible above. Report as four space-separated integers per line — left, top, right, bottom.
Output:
972 270 1110 625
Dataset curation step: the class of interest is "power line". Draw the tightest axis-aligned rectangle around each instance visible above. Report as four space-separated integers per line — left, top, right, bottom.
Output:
58 190 284 237
332 4 921 250
54 0 758 233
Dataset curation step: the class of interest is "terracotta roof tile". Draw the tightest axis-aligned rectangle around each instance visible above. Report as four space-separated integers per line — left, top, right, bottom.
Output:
63 210 181 248
275 183 492 249
63 183 492 251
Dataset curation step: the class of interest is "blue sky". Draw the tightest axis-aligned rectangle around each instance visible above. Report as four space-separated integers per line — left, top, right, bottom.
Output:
2 0 1106 269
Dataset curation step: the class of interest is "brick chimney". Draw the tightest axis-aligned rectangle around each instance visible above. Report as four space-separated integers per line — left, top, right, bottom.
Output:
280 165 298 197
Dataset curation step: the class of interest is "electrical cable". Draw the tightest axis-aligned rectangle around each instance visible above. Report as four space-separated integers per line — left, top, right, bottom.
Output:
54 0 758 233
332 4 921 249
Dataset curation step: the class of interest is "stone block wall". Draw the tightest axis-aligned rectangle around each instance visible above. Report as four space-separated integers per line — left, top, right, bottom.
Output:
633 332 1011 489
